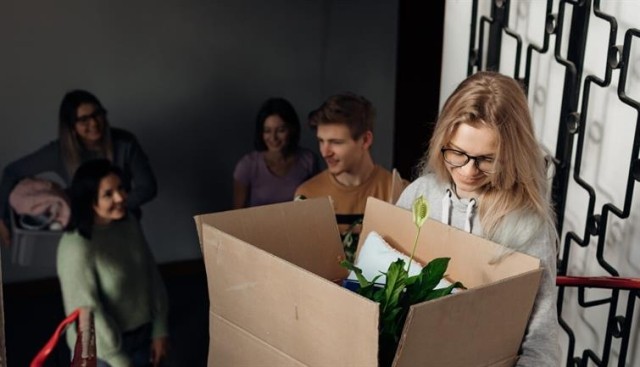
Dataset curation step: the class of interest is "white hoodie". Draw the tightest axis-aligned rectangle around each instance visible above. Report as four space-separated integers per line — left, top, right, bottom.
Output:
396 173 561 367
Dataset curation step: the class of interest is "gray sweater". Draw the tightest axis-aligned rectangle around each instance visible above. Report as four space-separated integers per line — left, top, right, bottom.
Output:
396 173 561 367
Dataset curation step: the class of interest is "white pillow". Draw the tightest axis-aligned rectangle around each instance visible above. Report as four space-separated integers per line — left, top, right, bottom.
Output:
348 231 452 290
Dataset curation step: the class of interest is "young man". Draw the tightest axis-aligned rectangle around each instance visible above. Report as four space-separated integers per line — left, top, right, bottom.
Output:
294 93 406 258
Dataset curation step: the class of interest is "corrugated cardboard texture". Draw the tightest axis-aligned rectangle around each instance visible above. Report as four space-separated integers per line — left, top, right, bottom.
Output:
196 198 345 280
198 197 544 367
360 197 541 288
209 312 305 366
201 201 380 366
393 269 542 366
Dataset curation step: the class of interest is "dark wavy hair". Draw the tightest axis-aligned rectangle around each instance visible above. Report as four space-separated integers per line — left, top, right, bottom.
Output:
68 159 124 240
253 98 301 156
59 90 113 177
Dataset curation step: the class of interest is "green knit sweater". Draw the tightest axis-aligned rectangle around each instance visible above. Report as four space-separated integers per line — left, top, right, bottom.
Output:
57 216 169 367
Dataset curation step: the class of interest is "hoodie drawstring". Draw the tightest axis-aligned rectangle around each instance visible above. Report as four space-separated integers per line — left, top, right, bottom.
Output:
465 198 476 233
441 189 476 233
442 189 452 226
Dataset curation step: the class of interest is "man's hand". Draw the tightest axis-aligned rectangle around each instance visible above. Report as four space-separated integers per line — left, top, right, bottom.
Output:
150 336 169 367
0 220 10 247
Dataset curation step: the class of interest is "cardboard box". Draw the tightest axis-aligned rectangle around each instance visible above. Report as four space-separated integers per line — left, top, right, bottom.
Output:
195 197 542 366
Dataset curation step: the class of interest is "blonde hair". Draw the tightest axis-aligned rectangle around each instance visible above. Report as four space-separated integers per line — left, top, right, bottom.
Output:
421 71 554 243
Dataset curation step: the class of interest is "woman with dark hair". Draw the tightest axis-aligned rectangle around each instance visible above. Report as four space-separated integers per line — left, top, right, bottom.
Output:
233 97 318 208
58 159 168 367
396 71 559 366
0 90 156 246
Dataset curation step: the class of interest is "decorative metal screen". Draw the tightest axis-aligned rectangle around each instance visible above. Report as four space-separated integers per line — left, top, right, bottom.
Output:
467 1 640 366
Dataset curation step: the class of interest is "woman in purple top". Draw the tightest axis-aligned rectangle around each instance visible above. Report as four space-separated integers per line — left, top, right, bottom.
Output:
233 98 318 208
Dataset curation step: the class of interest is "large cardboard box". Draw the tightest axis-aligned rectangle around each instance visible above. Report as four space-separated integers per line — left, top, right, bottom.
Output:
195 197 542 366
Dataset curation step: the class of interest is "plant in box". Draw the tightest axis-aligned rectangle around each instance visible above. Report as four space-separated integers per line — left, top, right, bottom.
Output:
341 195 466 366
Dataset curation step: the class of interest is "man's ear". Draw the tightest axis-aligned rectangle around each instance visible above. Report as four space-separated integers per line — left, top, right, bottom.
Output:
361 131 373 149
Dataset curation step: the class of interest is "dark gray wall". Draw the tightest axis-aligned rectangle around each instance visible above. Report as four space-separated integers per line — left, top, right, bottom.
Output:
0 0 398 282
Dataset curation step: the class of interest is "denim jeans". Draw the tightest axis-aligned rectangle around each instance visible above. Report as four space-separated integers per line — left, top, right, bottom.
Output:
96 323 152 367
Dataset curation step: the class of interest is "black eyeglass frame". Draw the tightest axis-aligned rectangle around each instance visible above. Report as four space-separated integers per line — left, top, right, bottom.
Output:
440 147 496 174
75 108 107 124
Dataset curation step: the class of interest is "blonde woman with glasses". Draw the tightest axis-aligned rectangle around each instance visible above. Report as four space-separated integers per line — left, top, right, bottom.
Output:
396 71 560 367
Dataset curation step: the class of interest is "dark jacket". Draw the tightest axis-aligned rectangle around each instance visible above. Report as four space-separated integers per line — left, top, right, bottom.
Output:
0 127 157 222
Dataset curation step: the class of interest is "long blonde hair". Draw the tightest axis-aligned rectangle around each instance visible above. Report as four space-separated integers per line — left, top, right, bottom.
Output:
422 71 554 243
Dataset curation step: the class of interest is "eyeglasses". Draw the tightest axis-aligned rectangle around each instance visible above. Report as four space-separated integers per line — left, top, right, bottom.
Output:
441 147 496 174
76 109 107 124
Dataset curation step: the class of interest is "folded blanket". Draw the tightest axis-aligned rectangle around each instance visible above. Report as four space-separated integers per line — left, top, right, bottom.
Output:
9 177 71 230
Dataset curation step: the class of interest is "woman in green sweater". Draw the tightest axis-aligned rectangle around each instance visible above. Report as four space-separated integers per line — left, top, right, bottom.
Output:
57 159 169 367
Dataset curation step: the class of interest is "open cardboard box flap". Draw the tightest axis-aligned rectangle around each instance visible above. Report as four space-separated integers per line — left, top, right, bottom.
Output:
359 197 541 288
395 270 541 366
196 198 347 280
195 197 543 366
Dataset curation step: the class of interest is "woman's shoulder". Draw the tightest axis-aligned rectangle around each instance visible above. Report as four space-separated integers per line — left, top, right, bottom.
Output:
236 151 262 166
110 127 141 147
502 209 552 236
6 140 61 169
109 127 150 151
496 209 557 258
36 140 62 154
396 172 450 209
403 173 444 194
233 151 262 184
58 231 92 257
110 215 146 241
110 128 146 160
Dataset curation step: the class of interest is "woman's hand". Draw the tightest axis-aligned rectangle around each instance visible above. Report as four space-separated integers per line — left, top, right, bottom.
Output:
150 336 169 367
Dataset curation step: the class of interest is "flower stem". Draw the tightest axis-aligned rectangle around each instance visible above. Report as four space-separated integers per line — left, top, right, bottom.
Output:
407 226 421 272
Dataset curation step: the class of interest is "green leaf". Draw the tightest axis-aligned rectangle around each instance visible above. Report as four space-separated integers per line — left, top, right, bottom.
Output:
339 259 359 273
425 281 466 301
359 275 383 299
380 259 408 313
381 306 404 335
340 260 371 289
338 201 470 361
371 286 385 303
406 258 451 304
375 259 411 347
405 274 419 286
